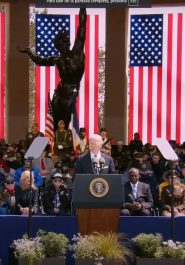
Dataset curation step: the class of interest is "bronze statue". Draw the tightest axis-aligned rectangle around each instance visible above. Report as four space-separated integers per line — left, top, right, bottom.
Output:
18 8 87 131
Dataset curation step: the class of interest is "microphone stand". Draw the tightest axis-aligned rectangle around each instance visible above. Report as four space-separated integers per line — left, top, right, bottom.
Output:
151 138 178 242
170 161 175 241
24 136 49 237
99 164 105 175
94 164 99 175
28 157 33 238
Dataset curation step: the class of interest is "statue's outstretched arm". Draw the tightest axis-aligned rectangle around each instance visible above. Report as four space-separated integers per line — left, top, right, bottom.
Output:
17 47 55 66
73 8 87 54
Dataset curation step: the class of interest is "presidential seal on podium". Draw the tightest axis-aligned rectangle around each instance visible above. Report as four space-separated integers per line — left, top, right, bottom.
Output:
89 177 109 198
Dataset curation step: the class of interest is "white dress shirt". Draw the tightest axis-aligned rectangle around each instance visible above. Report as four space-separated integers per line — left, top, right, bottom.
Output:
90 151 101 161
130 182 138 199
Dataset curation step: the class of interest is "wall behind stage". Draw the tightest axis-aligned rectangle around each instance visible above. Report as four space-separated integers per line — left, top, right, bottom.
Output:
105 8 128 144
3 0 30 143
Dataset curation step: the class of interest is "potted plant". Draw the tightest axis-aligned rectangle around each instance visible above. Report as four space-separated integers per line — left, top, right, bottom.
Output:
11 234 45 265
132 233 162 258
132 233 185 265
11 230 69 265
154 240 185 261
70 232 131 265
37 230 69 265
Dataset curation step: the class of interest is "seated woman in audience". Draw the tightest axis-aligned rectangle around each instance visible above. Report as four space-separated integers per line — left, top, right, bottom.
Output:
15 170 39 215
161 172 185 217
42 172 69 216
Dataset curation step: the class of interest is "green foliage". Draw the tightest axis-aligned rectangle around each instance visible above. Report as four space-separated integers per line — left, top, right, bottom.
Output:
12 230 69 265
155 246 185 259
133 234 185 259
94 232 129 263
132 233 162 258
155 241 185 259
37 230 69 257
71 232 130 265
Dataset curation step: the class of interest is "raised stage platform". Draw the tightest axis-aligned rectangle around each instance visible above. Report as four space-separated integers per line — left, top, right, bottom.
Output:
0 216 185 265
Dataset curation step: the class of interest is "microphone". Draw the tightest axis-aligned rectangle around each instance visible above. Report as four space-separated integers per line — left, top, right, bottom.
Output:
99 157 105 174
92 156 99 166
92 157 99 174
99 157 105 169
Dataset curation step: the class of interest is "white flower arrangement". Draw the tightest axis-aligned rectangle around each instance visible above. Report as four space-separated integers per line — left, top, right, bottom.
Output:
70 233 98 260
70 232 130 265
132 233 162 258
12 234 45 264
11 230 69 265
133 233 185 259
155 240 185 259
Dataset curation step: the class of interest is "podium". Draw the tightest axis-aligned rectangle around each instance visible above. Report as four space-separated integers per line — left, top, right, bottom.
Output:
72 174 124 235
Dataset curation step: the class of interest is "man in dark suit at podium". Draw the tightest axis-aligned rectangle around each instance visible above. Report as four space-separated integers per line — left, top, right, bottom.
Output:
75 134 115 174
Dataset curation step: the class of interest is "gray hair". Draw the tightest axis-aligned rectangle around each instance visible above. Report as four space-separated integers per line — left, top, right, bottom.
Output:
128 167 139 175
89 134 103 144
20 170 36 190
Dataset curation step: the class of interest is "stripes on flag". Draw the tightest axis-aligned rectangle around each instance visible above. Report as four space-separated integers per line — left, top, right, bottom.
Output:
0 11 5 139
127 7 185 145
34 9 104 139
45 93 54 141
35 66 60 133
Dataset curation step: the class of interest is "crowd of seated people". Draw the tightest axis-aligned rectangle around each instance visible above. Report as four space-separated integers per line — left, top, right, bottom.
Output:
0 126 185 217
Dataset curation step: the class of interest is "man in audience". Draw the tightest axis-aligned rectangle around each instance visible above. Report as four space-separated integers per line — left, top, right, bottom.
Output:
151 152 171 183
112 141 130 173
76 127 89 155
121 167 153 216
25 122 44 149
99 128 112 156
54 120 73 161
5 150 21 171
129 132 143 156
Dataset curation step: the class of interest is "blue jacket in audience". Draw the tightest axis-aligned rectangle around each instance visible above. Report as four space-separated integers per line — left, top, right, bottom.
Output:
14 167 43 187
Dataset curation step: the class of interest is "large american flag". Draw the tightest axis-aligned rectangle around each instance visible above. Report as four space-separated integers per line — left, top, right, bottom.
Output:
128 7 185 144
0 11 5 139
34 8 105 138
